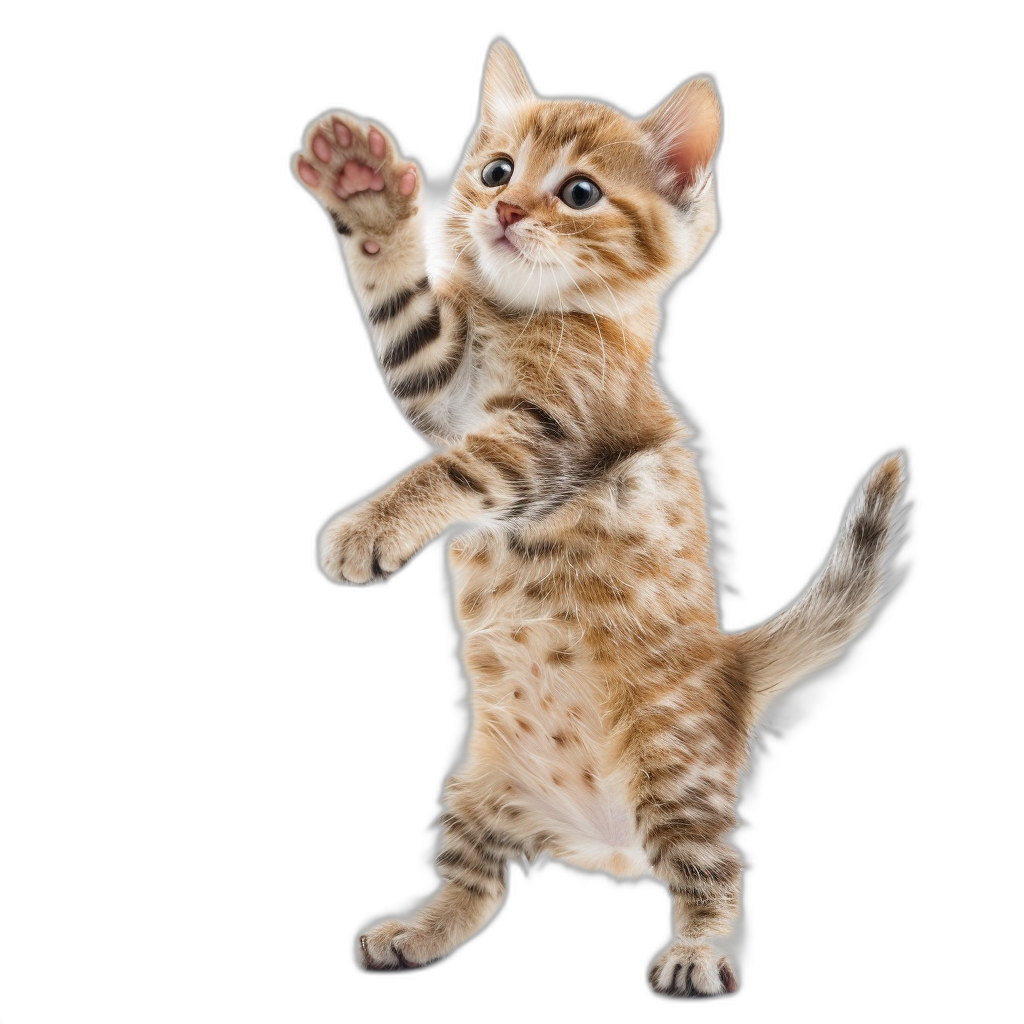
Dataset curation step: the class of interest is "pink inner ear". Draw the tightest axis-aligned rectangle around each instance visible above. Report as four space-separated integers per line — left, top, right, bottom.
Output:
667 127 718 189
643 78 721 195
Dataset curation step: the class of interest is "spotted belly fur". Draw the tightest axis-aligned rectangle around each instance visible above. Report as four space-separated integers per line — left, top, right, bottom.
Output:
448 448 724 878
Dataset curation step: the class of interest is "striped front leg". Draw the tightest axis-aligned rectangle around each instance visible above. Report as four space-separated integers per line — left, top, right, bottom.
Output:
318 399 589 583
295 112 468 442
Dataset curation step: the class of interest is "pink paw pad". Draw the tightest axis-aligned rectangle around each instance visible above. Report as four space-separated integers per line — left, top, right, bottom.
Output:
297 159 320 186
368 128 386 159
312 133 332 162
333 121 353 147
334 161 386 200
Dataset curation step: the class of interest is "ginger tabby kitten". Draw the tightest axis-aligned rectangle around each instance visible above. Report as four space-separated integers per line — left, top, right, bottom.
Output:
295 42 904 996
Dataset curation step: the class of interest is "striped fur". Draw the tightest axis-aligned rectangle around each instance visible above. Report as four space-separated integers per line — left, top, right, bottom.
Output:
295 41 905 996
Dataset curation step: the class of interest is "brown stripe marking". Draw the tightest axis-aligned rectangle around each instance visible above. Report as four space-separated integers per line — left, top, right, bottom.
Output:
444 461 487 494
673 858 741 888
508 533 563 559
484 394 567 440
438 814 517 865
381 305 442 369
391 319 467 399
466 436 528 486
368 277 428 325
330 211 351 236
546 647 575 664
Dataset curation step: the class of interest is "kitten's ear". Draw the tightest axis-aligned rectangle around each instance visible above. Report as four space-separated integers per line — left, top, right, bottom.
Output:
481 41 534 126
640 77 721 200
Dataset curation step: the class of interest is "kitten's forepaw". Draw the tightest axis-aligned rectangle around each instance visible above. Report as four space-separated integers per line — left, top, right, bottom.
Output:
359 921 440 971
319 507 412 585
294 112 420 235
649 942 737 997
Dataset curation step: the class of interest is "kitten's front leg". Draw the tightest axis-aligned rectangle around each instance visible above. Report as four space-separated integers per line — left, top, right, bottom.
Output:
319 451 484 583
318 480 457 585
319 415 553 583
295 115 468 441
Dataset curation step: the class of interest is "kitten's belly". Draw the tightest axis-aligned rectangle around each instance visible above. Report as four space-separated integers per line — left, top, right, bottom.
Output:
451 538 651 879
474 661 650 878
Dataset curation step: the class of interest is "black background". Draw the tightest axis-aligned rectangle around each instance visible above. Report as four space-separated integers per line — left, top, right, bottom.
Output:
243 22 933 1015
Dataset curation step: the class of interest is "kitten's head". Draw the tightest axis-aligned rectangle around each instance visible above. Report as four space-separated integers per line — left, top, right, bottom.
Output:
447 42 721 315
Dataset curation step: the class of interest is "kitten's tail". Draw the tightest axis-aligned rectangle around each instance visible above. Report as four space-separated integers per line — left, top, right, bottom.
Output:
732 453 906 707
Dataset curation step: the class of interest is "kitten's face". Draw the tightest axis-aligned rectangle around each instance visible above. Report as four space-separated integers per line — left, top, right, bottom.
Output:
446 45 721 316
454 103 673 314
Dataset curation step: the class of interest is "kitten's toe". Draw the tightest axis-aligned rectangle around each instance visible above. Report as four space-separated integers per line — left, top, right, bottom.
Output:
359 921 437 970
398 168 417 196
296 158 320 187
649 942 736 997
319 510 409 585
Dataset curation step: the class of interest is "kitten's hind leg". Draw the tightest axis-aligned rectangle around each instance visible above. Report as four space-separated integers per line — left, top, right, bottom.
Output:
643 794 741 995
359 880 501 971
358 803 515 970
647 856 745 999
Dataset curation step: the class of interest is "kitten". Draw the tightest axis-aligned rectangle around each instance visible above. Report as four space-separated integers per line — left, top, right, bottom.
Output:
294 41 904 996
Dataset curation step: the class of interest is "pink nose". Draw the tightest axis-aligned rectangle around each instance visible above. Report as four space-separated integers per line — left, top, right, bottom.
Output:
497 201 527 227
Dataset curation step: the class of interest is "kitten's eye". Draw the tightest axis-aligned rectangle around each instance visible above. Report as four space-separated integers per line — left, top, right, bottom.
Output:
481 158 514 187
559 177 601 210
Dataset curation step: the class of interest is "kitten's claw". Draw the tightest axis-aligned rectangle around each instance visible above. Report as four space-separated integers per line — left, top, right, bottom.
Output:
359 921 438 970
294 111 420 235
648 943 737 997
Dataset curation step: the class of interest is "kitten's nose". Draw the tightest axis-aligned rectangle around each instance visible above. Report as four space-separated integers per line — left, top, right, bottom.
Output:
497 201 527 227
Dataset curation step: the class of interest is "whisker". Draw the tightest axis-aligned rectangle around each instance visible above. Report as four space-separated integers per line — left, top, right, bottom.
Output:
546 248 607 386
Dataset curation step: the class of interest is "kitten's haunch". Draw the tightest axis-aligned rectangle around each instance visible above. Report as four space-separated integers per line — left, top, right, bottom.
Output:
294 41 904 997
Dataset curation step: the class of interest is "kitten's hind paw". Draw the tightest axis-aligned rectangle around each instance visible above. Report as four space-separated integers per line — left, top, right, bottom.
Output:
649 942 737 997
359 921 439 971
294 112 419 237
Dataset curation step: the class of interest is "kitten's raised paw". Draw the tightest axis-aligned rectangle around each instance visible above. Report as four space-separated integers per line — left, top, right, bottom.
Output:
294 112 419 237
359 921 441 971
648 942 737 997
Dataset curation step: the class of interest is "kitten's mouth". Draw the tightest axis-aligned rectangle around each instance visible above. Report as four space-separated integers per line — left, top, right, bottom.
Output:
493 231 519 254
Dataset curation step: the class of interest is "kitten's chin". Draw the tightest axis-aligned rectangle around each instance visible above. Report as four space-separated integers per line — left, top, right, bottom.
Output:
470 231 571 313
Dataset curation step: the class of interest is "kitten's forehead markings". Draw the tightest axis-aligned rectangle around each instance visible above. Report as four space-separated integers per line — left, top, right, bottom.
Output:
511 135 535 184
542 147 578 196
